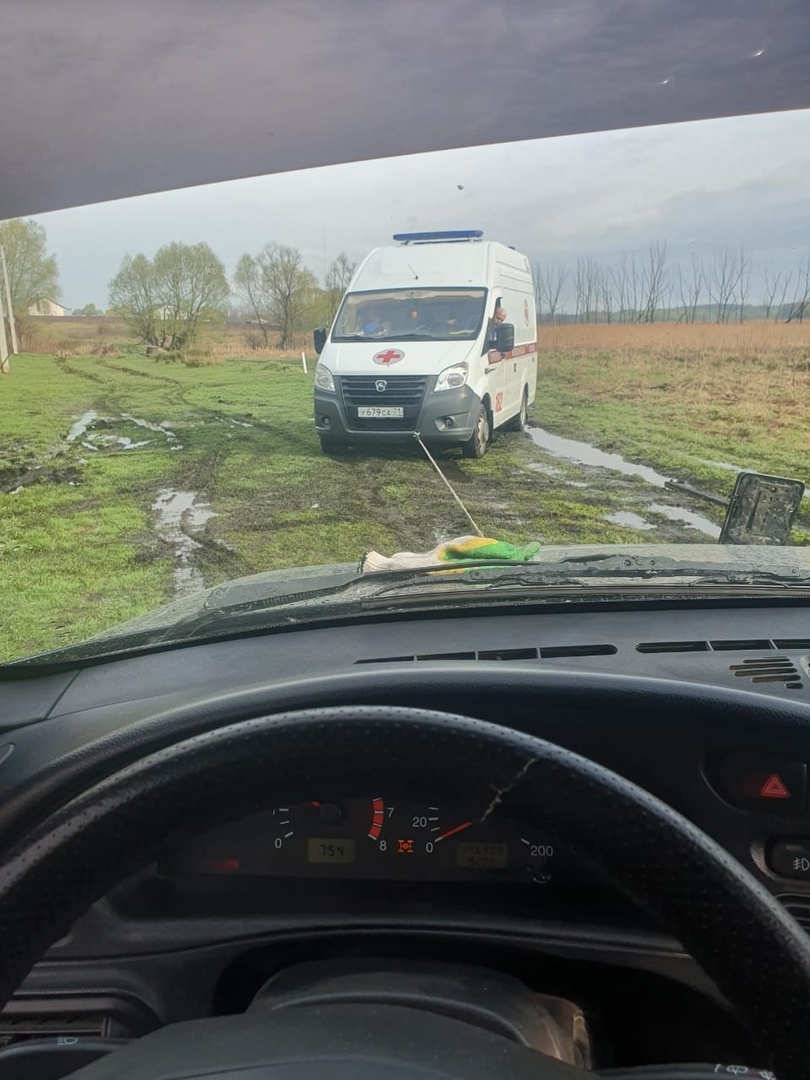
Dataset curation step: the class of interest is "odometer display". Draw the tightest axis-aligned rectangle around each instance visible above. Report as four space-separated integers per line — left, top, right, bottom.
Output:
307 837 356 864
455 841 509 870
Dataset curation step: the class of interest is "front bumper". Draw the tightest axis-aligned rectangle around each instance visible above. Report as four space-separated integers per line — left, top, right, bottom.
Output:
314 381 481 443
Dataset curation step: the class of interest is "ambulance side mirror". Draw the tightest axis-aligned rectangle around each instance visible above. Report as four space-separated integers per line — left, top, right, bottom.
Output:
495 323 514 353
313 328 327 355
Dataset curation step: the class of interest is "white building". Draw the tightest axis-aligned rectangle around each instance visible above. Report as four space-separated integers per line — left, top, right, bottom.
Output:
28 298 71 316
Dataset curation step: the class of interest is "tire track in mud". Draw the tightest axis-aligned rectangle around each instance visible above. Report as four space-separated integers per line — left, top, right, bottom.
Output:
51 356 730 590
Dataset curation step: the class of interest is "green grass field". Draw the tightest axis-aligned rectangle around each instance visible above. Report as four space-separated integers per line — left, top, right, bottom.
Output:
1 341 808 662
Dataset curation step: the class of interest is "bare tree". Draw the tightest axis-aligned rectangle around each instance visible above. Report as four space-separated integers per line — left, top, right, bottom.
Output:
660 274 675 323
640 241 668 323
735 246 751 323
675 254 704 323
708 245 744 323
534 263 569 324
324 252 356 325
574 256 601 323
598 265 614 324
785 245 810 324
775 269 795 322
234 253 270 344
760 262 783 321
610 255 636 323
615 252 643 322
234 244 318 348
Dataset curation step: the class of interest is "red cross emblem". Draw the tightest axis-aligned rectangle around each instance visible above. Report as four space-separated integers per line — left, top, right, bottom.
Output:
373 348 404 366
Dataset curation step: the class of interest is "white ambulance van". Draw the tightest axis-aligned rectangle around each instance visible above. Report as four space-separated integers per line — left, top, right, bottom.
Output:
313 230 537 458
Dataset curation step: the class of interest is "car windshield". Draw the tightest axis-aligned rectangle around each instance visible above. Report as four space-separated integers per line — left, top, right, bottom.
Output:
1 108 810 664
332 289 488 342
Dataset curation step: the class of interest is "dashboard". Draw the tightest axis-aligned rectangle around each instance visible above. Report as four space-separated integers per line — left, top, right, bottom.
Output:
170 798 554 883
1 600 810 1066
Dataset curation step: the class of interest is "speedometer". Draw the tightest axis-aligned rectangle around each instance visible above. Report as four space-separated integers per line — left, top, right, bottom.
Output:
521 836 554 883
384 803 476 857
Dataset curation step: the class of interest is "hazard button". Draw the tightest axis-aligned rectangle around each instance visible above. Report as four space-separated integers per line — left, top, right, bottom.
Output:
719 754 806 813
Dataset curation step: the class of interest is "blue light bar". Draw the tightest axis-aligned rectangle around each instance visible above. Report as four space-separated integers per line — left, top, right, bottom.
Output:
392 229 484 243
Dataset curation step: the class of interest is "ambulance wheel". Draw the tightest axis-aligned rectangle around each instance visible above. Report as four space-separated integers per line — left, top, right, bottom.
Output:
319 436 349 456
505 388 529 432
461 404 491 459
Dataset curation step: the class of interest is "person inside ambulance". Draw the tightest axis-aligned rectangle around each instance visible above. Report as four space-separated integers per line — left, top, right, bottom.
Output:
400 306 432 335
444 301 478 335
483 300 507 354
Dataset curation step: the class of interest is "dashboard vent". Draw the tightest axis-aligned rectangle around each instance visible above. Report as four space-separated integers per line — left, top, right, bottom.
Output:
0 1012 106 1048
780 896 810 933
637 638 810 656
730 657 803 689
636 640 709 653
356 644 618 665
0 996 157 1049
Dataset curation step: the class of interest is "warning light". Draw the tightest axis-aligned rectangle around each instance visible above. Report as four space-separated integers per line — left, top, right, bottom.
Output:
760 773 790 799
219 858 241 872
397 839 414 855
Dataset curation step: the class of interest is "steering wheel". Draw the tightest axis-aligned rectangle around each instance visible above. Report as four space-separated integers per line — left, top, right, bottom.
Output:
1 704 809 1080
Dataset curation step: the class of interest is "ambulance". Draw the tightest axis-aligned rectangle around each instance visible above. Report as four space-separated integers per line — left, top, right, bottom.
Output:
313 230 537 457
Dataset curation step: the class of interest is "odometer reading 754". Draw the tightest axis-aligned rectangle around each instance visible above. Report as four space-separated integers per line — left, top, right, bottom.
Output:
307 838 356 864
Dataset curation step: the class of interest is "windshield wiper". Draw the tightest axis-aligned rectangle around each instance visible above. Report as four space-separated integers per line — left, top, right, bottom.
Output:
4 555 809 672
453 556 810 589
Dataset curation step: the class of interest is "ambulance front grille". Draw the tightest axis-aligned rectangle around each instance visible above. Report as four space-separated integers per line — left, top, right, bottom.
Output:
340 375 428 430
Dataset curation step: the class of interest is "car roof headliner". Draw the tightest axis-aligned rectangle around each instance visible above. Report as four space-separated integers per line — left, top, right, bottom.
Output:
2 0 809 220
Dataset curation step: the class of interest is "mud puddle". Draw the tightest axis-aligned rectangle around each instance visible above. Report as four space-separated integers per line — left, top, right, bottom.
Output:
526 424 726 541
605 511 656 532
605 505 720 539
67 411 98 442
528 426 669 487
65 412 181 452
649 503 721 539
152 489 217 594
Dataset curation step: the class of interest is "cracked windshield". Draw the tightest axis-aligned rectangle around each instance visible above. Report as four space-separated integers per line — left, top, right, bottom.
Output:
1 108 809 662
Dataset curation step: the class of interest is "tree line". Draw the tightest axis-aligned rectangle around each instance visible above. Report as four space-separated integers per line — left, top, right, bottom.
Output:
3 219 810 357
534 241 810 325
0 219 356 353
109 242 356 351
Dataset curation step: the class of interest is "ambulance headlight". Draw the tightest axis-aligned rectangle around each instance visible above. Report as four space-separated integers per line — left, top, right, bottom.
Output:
434 362 469 392
315 363 336 393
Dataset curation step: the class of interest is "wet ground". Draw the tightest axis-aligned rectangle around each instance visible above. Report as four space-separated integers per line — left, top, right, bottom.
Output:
151 489 217 593
38 408 732 593
2 367 761 604
526 424 724 541
6 354 806 662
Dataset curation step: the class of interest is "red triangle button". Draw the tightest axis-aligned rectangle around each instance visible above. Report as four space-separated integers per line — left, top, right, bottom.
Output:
760 773 791 799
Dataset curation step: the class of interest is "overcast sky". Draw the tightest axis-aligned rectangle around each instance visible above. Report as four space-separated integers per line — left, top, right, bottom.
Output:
33 107 810 309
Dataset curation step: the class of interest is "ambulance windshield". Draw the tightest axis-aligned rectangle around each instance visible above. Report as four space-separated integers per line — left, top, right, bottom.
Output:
332 288 488 342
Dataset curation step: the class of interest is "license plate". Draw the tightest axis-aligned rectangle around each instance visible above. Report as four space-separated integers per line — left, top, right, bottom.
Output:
357 407 404 418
